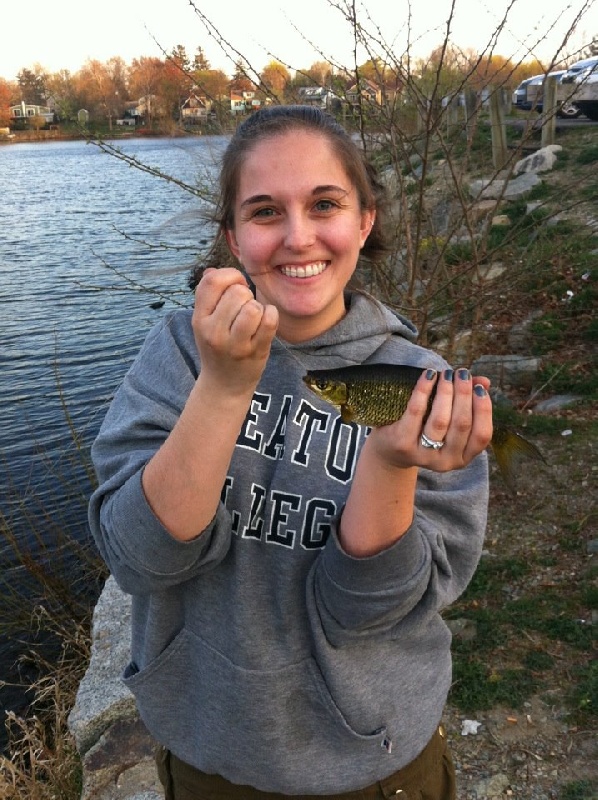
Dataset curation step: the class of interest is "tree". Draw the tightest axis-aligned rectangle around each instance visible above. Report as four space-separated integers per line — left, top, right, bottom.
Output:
0 78 12 126
193 47 210 71
45 69 79 122
17 65 48 104
229 61 256 93
259 61 291 102
129 57 166 125
192 69 229 103
170 45 191 73
75 57 128 129
583 36 598 56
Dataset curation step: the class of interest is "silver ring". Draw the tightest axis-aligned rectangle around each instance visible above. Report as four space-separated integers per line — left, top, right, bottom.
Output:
420 433 445 450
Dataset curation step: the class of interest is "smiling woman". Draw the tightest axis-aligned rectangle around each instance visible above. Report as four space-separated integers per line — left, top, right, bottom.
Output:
87 105 493 799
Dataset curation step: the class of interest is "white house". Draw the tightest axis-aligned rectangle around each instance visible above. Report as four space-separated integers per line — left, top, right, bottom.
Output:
10 101 54 124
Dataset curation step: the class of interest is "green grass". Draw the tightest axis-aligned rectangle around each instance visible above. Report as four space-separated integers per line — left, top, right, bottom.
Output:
446 521 597 718
450 659 541 712
560 780 598 800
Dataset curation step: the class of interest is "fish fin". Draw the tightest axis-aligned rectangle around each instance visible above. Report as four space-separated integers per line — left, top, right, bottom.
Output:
491 428 546 491
340 405 354 423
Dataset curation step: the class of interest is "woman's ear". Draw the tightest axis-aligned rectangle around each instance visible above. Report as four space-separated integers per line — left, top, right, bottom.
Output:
359 209 376 248
225 227 241 260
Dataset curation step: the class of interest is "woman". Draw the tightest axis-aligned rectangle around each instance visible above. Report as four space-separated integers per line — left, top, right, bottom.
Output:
88 105 492 799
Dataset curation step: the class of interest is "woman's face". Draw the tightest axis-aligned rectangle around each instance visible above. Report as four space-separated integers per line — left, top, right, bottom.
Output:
225 130 375 343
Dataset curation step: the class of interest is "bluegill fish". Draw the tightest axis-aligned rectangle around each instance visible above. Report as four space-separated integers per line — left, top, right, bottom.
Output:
302 363 546 490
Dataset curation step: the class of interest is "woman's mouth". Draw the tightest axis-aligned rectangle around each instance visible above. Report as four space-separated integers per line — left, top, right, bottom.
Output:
279 262 328 278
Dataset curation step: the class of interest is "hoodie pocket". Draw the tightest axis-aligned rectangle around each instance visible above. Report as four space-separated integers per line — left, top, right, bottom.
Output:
123 627 389 794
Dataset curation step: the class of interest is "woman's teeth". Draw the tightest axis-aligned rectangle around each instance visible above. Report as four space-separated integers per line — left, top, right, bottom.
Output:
281 262 327 278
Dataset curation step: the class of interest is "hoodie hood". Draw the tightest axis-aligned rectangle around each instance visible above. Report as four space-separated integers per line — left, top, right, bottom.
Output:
273 291 419 370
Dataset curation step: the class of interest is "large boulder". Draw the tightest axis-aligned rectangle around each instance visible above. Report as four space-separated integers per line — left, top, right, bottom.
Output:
68 576 163 800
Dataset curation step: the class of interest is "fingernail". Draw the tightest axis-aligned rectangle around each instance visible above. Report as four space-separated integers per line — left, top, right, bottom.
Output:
444 369 454 382
473 384 487 397
458 368 470 381
425 369 436 380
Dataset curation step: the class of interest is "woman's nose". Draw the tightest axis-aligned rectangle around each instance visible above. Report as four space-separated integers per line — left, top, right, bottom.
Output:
284 214 316 250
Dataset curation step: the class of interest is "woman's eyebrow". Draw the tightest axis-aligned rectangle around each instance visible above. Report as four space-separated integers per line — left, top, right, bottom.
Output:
240 194 272 207
313 184 347 195
240 185 349 207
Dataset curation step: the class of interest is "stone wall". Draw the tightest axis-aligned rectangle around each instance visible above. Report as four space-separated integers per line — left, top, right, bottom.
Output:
68 576 164 800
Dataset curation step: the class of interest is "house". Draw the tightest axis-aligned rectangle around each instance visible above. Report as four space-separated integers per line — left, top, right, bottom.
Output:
297 86 341 111
10 101 55 125
116 99 144 127
230 91 261 115
116 96 161 127
181 92 212 124
346 80 383 109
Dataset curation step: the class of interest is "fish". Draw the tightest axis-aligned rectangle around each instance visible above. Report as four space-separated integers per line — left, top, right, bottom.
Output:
302 363 546 490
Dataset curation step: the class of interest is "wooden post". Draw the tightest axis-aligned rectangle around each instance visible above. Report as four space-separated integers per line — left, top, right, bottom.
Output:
489 87 508 170
541 75 558 148
446 96 461 134
464 88 478 138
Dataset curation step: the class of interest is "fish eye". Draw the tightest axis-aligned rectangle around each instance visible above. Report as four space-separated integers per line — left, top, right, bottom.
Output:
315 380 329 390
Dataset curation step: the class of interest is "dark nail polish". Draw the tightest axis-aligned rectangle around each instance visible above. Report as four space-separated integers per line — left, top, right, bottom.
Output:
444 369 454 382
426 369 436 380
473 384 487 397
458 368 470 381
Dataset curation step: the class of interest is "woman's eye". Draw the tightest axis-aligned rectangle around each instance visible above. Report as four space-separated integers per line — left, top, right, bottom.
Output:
252 207 276 219
314 199 337 212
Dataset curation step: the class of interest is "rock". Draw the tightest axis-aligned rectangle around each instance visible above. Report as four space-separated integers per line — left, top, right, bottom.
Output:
68 576 136 756
470 199 500 222
80 718 162 800
68 576 164 800
432 329 474 364
533 395 583 413
507 310 543 352
470 355 541 389
475 262 508 283
491 214 511 227
471 773 511 798
468 173 541 201
515 144 562 175
446 618 478 642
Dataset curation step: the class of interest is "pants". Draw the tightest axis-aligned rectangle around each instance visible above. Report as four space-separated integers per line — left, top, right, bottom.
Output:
156 725 456 800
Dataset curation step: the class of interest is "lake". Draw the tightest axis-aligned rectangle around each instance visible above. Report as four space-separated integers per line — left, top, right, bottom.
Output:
0 134 228 737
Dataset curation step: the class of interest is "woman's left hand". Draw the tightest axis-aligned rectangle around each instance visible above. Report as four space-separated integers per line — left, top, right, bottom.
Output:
366 368 493 472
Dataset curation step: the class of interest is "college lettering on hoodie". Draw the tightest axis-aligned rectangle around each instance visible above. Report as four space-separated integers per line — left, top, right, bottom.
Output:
220 392 366 551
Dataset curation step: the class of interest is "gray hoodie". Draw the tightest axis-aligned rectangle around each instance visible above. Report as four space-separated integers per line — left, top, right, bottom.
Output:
89 291 488 794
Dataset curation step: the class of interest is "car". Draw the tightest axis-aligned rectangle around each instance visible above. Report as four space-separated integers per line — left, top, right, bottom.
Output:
560 56 598 84
569 70 598 121
512 71 582 118
512 75 540 111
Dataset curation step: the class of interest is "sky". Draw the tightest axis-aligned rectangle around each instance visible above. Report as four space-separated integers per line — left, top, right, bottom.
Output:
1 0 596 82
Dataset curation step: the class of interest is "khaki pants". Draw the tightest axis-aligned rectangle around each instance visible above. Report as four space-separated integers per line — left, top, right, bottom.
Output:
156 725 456 800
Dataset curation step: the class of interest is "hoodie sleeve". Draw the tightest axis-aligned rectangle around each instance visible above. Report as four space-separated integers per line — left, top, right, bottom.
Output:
307 451 489 646
88 313 233 595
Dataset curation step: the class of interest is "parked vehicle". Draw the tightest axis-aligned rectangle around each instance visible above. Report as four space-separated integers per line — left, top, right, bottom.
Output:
560 56 598 84
570 71 598 121
512 76 540 111
511 71 582 118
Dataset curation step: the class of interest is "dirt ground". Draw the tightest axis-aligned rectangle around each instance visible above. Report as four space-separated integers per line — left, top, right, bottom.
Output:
442 415 597 799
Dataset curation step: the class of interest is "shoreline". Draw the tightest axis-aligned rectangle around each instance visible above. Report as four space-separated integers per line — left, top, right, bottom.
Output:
0 128 210 145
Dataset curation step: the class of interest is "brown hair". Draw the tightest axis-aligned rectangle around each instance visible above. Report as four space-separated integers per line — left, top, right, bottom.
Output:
190 105 390 289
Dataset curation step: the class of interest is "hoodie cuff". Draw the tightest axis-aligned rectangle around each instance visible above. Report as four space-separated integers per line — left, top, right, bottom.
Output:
321 520 428 595
103 470 219 577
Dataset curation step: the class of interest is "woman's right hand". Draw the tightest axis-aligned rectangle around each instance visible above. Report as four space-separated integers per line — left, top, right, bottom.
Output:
193 268 279 396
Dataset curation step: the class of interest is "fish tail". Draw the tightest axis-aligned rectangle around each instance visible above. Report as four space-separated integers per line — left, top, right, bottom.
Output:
491 427 547 492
